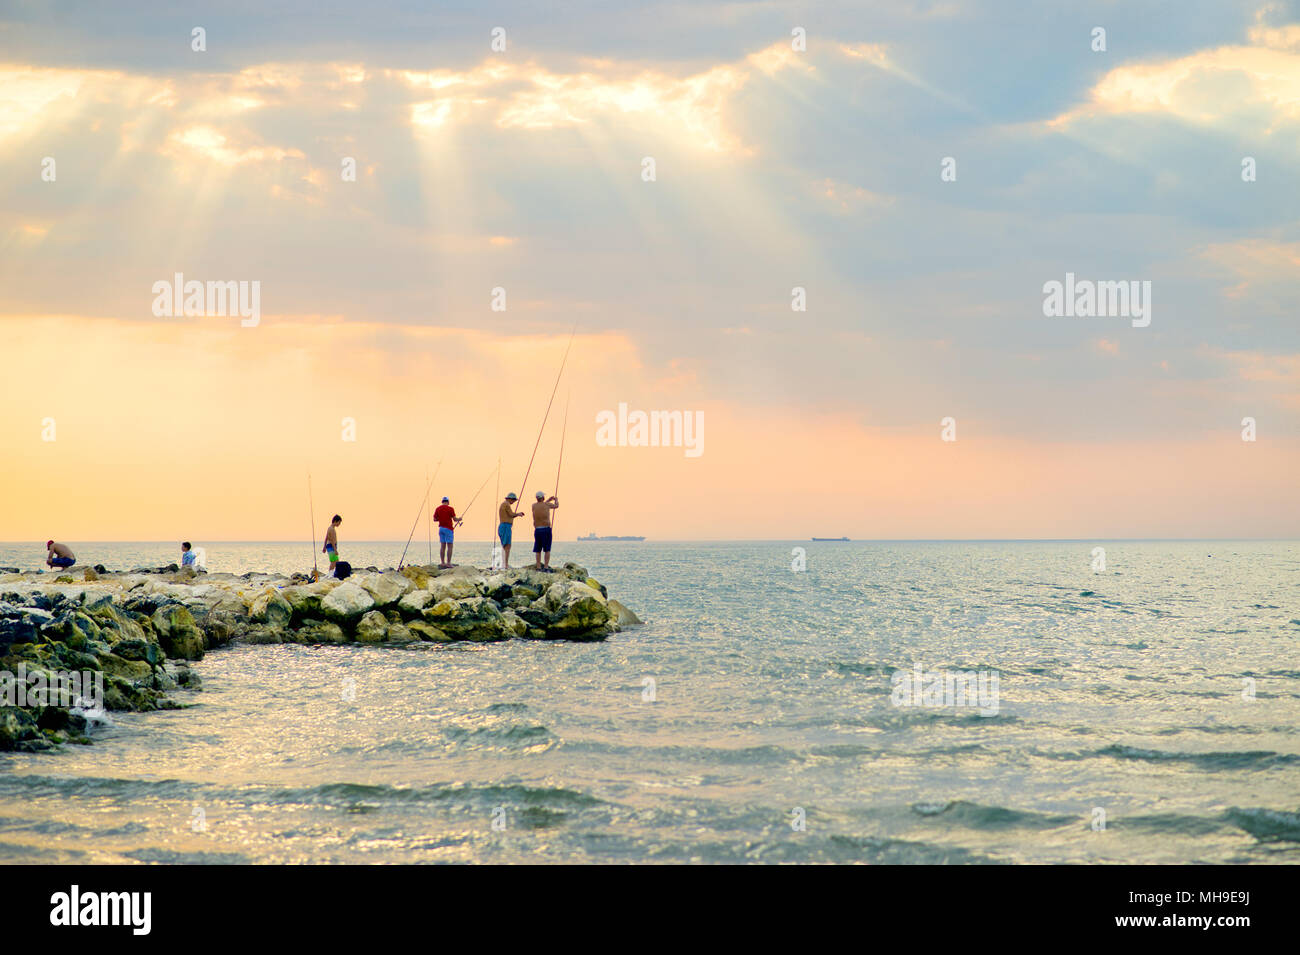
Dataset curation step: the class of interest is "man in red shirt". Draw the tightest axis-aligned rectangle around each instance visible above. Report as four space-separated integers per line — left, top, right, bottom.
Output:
433 496 462 568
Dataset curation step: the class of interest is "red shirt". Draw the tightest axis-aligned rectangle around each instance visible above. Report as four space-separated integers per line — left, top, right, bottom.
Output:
434 504 457 529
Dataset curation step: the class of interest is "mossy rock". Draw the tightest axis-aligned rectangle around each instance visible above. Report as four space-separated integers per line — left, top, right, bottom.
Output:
355 610 390 643
0 707 51 752
397 590 433 618
249 589 293 629
406 620 451 643
422 596 509 642
150 605 205 660
398 565 430 589
98 653 153 681
294 620 347 645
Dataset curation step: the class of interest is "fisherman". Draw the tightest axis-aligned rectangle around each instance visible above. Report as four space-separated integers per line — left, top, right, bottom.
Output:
531 491 559 571
433 496 462 568
45 540 76 570
498 492 524 570
323 515 342 576
181 542 196 568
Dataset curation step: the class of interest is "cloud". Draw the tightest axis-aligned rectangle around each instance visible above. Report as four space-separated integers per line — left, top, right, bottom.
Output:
1048 43 1300 132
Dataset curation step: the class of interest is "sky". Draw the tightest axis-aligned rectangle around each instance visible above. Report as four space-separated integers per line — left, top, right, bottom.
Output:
1 0 1297 542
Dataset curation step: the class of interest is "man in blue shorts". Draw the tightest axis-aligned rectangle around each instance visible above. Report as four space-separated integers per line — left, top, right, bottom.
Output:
497 492 523 570
531 491 559 571
46 540 76 570
433 496 462 568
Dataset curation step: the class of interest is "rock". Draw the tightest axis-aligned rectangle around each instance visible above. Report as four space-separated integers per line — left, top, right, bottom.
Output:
150 604 205 660
98 653 153 682
386 622 416 644
82 590 116 614
607 599 644 626
249 589 293 629
422 596 509 642
113 638 163 666
0 617 40 648
397 589 433 617
542 581 615 639
358 572 412 608
280 584 327 622
82 567 99 582
239 626 285 645
501 609 528 638
320 582 374 624
406 620 451 642
0 706 49 752
398 565 431 589
427 575 482 602
200 610 242 649
355 610 390 643
294 620 347 645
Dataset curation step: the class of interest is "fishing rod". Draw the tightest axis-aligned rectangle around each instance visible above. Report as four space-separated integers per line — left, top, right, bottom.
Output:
515 325 576 504
308 473 319 578
491 454 501 566
456 461 501 525
398 459 442 569
426 466 432 565
552 391 569 534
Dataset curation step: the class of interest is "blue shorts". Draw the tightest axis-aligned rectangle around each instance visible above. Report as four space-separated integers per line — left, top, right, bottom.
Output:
49 556 75 569
498 522 512 546
325 544 338 563
532 527 553 554
439 527 454 544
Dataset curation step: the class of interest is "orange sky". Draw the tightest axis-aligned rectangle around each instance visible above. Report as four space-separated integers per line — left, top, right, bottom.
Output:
2 315 1294 541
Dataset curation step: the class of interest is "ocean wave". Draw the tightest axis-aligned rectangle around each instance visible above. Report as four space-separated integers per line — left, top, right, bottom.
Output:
910 800 1074 830
0 774 202 801
1225 807 1300 843
263 781 605 810
1111 813 1228 836
124 847 250 864
442 723 558 749
1096 745 1299 770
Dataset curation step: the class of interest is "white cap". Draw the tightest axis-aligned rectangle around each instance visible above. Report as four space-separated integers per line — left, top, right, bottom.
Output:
536 491 545 499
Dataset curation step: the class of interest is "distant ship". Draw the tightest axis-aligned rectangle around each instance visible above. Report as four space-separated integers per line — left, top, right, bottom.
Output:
578 532 646 541
811 536 850 542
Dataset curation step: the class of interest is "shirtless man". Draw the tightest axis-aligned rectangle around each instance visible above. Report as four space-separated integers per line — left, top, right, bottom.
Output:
497 492 524 570
46 540 76 570
531 491 559 571
433 496 462 568
323 515 342 576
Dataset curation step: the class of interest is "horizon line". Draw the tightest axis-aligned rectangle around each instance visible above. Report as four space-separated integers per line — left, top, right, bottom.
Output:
4 538 1297 545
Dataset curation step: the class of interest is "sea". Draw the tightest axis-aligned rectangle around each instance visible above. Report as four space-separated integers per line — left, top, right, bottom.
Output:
1 539 1297 864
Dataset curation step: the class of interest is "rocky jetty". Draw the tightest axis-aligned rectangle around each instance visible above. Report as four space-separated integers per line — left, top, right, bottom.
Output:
0 562 641 752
